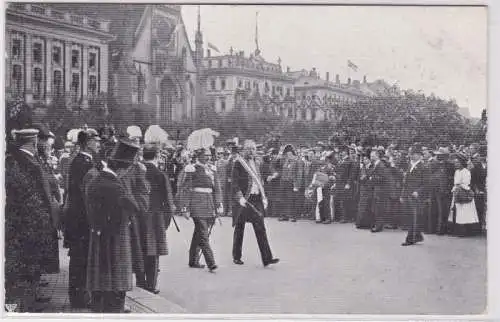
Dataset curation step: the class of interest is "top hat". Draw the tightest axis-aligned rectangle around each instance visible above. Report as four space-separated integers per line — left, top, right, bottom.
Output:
282 144 296 156
110 139 140 163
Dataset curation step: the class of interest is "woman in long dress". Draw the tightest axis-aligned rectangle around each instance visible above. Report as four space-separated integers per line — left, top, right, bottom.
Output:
448 154 481 237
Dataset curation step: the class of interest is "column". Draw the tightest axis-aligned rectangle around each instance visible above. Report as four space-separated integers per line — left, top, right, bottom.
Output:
64 40 72 108
45 38 52 105
99 44 108 94
25 33 33 104
81 44 89 109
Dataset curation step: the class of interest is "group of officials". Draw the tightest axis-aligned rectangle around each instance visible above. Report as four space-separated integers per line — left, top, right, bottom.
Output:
5 123 281 313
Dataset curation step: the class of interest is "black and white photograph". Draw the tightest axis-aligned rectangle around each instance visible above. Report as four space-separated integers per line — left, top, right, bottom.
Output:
2 0 494 318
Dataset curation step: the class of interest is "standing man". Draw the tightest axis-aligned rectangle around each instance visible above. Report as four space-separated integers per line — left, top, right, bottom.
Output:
400 144 427 246
231 140 280 267
369 149 391 232
316 152 336 224
141 144 176 294
335 146 356 223
278 144 302 222
178 148 223 272
86 140 140 313
64 129 100 308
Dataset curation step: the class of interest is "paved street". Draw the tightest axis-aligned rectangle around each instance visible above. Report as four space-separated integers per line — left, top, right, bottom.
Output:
157 217 486 315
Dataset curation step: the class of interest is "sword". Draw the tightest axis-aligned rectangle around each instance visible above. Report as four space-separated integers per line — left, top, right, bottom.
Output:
171 214 180 232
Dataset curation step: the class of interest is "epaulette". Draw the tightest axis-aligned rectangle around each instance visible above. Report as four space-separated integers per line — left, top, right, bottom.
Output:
184 164 195 173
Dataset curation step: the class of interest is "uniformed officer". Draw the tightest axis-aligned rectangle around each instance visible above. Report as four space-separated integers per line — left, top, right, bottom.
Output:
64 128 101 308
178 148 223 272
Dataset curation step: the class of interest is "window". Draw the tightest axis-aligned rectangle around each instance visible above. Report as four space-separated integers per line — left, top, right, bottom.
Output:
272 86 275 95
286 88 291 96
218 59 222 67
33 43 43 63
89 52 97 69
53 70 63 97
288 107 293 118
220 78 226 90
12 39 21 60
89 75 98 98
12 65 23 95
265 82 269 93
302 109 307 120
137 73 144 103
52 46 61 65
220 98 226 112
245 81 250 90
253 81 258 89
32 67 43 99
210 79 216 91
208 60 212 68
238 79 243 88
311 109 317 120
72 49 79 68
71 73 80 102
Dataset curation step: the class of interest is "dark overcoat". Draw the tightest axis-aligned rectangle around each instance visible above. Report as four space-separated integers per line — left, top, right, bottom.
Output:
86 171 136 292
334 158 355 200
401 161 428 199
117 162 150 274
142 162 175 256
64 152 93 254
5 147 58 282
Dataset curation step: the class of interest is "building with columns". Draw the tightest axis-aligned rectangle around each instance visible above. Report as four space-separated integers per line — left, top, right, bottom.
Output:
44 4 198 124
5 3 114 109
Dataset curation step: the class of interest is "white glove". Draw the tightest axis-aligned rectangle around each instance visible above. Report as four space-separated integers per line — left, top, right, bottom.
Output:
239 197 247 207
263 198 268 210
293 187 299 192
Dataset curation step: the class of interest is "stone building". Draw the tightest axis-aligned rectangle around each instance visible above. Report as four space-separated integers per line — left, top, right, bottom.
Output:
5 3 114 108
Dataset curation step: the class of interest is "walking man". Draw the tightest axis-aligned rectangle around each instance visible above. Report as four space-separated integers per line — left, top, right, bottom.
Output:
231 140 280 267
178 148 223 272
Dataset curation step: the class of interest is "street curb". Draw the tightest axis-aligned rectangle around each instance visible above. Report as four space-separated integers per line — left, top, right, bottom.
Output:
126 287 188 313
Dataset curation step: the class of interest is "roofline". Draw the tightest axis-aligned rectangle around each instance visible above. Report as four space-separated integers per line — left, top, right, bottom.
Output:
294 85 366 96
203 68 294 83
7 9 116 41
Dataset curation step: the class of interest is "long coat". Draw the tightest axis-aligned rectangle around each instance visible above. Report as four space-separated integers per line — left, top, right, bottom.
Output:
178 163 222 218
334 158 356 200
142 162 175 256
64 152 94 254
5 147 59 282
117 162 150 274
86 171 136 292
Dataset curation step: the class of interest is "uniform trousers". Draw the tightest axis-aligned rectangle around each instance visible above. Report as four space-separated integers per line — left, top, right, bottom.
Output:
68 239 89 307
91 291 126 313
232 194 273 264
319 188 333 222
404 196 424 243
189 217 216 268
280 181 298 220
432 192 452 233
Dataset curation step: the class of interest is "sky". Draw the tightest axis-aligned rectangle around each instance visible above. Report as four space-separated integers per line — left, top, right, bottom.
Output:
181 5 487 117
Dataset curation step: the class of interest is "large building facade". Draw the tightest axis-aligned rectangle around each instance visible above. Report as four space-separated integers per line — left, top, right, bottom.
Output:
5 3 114 108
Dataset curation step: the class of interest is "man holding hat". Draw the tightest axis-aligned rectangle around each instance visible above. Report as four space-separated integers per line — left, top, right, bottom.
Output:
86 139 141 313
178 148 223 272
64 128 101 308
400 143 427 246
5 128 58 312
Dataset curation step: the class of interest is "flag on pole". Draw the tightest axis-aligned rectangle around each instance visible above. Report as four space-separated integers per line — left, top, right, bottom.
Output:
255 11 261 56
207 42 220 53
347 60 359 72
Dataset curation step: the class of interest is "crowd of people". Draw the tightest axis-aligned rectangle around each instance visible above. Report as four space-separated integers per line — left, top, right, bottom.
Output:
5 121 487 313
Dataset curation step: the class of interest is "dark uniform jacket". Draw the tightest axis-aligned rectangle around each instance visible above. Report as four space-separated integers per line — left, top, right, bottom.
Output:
64 152 94 253
143 162 175 256
86 170 137 292
369 160 391 201
401 160 427 199
178 162 222 218
334 157 356 200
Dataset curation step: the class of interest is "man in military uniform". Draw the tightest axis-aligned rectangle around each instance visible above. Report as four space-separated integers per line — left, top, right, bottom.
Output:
141 144 176 294
178 148 223 272
5 129 59 312
231 140 280 267
64 129 101 308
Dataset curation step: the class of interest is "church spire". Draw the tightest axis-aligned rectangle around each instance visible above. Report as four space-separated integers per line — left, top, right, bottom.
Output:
197 5 201 33
195 5 203 64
